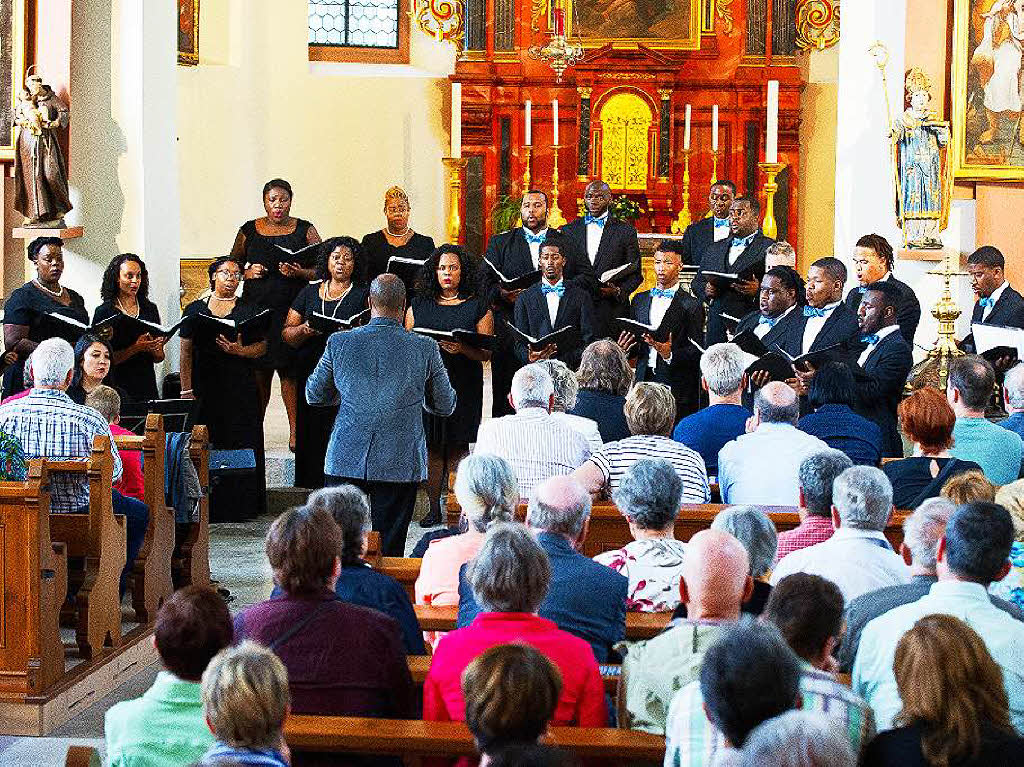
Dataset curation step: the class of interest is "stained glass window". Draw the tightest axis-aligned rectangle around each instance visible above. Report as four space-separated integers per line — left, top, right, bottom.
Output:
308 1 399 49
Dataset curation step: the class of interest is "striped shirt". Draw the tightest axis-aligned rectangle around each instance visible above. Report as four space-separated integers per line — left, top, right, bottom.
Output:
0 388 122 513
664 665 875 766
589 435 709 503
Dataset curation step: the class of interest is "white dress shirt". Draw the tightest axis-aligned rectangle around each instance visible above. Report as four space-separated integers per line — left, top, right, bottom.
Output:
717 423 830 506
857 324 900 366
728 234 755 267
801 301 841 354
586 213 607 264
983 280 1010 321
543 278 563 327
551 411 603 452
648 281 680 369
755 305 795 340
713 218 730 242
525 226 549 269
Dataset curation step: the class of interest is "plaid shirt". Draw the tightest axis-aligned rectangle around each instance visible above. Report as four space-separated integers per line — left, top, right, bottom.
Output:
0 388 122 513
774 513 835 564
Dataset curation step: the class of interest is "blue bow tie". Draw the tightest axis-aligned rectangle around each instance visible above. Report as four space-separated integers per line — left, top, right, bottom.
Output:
542 283 565 297
861 334 880 345
585 215 607 227
758 315 777 327
524 230 546 245
714 217 729 227
803 306 828 318
731 234 755 249
979 297 996 308
651 287 676 299
858 286 868 294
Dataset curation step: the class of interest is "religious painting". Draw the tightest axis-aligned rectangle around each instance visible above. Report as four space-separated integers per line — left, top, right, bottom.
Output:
563 0 703 50
178 0 199 66
950 0 1024 180
0 0 27 160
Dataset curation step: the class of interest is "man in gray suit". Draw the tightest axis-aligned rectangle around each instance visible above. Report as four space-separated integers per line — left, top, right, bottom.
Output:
306 274 456 555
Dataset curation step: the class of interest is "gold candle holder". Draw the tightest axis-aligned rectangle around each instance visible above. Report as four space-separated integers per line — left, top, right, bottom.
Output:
671 149 693 235
710 150 719 186
548 144 567 228
442 157 468 244
758 161 786 240
522 146 533 193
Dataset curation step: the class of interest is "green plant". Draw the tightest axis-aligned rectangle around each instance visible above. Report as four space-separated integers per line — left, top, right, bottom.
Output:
609 195 645 221
490 195 522 233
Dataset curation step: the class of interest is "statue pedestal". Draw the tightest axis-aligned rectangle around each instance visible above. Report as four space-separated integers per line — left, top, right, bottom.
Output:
897 246 954 263
12 225 84 240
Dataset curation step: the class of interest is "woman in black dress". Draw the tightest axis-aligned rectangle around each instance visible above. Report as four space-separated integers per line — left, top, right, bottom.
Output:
230 178 322 451
180 256 268 517
92 253 166 402
404 244 493 526
2 236 89 398
361 186 435 286
282 236 370 490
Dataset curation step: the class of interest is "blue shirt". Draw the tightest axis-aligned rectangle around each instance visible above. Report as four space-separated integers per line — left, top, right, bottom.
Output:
672 403 750 476
798 404 882 466
950 416 1023 485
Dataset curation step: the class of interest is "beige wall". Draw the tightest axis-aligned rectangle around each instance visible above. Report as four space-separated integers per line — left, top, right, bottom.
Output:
798 47 839 269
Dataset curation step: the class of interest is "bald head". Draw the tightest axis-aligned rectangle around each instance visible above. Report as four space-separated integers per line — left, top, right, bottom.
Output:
369 274 406 319
754 381 800 425
527 475 592 543
584 180 612 218
681 529 752 620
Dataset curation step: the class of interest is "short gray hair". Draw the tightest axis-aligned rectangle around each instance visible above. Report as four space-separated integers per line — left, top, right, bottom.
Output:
765 241 797 267
902 497 955 569
466 522 550 613
576 340 633 395
85 385 121 423
32 337 75 387
711 506 778 578
754 382 799 425
798 450 854 518
624 381 676 435
304 484 371 566
453 453 519 533
1005 363 1024 410
510 364 554 409
832 466 893 531
535 359 579 411
700 343 747 397
740 711 855 767
526 476 592 540
611 459 682 532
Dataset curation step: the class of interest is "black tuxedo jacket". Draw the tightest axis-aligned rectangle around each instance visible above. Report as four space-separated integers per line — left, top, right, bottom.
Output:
781 302 861 357
630 288 704 417
844 276 922 345
680 217 727 267
735 306 803 352
512 282 595 369
691 232 775 346
851 330 914 458
962 285 1024 354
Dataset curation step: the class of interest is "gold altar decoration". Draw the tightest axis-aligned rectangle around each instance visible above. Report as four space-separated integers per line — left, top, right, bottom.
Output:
521 146 533 193
413 0 464 46
599 92 652 191
443 157 468 244
759 162 786 239
795 0 840 52
908 247 968 392
715 0 736 35
671 150 693 235
528 0 583 82
548 145 567 228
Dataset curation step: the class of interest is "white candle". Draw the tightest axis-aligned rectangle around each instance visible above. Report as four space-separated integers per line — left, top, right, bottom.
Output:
684 104 691 151
451 82 462 159
712 104 719 152
766 80 779 164
552 99 559 145
525 100 532 146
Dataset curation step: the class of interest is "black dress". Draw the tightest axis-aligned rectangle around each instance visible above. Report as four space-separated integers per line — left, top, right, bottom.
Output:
238 218 315 373
361 230 435 286
290 281 370 489
92 299 162 402
864 721 1024 766
883 457 983 509
1 281 88 397
411 296 487 446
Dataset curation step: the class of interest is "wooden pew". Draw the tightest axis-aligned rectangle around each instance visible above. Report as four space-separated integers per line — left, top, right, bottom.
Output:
64 746 100 767
49 436 126 660
406 655 621 696
0 460 67 698
414 604 670 641
284 715 665 762
174 425 211 588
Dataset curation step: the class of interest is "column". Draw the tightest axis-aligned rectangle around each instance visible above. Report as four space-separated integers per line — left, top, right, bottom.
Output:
657 89 672 179
577 87 592 179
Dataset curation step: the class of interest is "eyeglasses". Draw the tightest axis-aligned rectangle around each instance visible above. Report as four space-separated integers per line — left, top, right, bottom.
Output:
216 270 243 280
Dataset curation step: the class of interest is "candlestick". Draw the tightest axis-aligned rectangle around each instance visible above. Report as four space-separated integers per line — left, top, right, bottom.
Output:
684 104 691 151
766 80 779 164
758 161 785 239
521 145 533 192
671 149 693 235
712 105 719 152
710 150 719 187
552 99 559 145
443 157 468 244
548 144 566 228
451 83 462 159
525 100 532 146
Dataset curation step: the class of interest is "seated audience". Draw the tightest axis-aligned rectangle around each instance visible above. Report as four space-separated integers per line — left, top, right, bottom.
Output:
105 586 233 767
774 449 852 563
568 339 633 443
67 333 119 405
771 466 908 602
198 641 291 767
672 342 751 477
764 240 797 270
619 529 753 734
718 382 829 505
711 506 777 615
86 385 144 503
942 469 997 505
999 362 1024 449
425 523 606 727
883 387 983 508
234 507 414 719
863 614 1024 766
0 424 26 481
992 480 1024 609
740 712 855 767
948 355 1022 484
457 476 627 662
797 362 881 466
853 501 1024 732
573 381 709 501
535 359 602 451
594 458 687 612
474 365 591 498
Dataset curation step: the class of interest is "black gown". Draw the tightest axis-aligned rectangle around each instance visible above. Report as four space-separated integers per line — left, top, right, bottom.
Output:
411 296 487 446
361 230 435 287
238 218 315 373
290 281 370 489
2 281 89 397
92 299 162 402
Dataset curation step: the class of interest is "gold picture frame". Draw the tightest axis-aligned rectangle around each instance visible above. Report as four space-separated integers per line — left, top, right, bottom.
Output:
178 0 199 66
1 0 28 161
950 0 1024 181
561 0 704 51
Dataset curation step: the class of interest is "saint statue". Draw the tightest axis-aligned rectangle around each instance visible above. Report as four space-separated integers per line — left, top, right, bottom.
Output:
13 68 72 227
891 68 951 249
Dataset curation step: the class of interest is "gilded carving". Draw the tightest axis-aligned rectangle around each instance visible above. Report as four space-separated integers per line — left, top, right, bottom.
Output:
717 0 735 34
531 0 550 31
413 0 465 46
599 92 652 190
795 0 840 51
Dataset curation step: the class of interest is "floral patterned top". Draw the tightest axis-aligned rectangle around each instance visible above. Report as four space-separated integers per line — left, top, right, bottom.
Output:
594 538 687 612
0 428 27 481
991 541 1024 610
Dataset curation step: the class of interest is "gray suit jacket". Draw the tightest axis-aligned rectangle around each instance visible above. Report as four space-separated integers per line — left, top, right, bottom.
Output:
305 317 456 482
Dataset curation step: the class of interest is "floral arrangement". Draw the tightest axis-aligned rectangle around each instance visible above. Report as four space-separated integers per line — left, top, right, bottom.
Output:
609 195 645 222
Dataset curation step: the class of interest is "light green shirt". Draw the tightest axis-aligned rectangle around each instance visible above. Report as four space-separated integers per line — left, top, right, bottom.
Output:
104 671 214 767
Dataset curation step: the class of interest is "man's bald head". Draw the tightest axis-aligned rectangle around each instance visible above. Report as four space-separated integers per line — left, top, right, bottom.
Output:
527 475 592 543
681 529 752 619
583 180 612 217
369 274 406 318
753 381 800 425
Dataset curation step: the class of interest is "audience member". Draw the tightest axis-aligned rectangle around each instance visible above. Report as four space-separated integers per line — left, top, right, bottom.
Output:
425 523 606 728
568 339 633 442
774 450 852 563
941 469 997 505
486 745 578 767
764 240 797 270
863 614 1024 766
619 529 753 734
948 356 1022 484
86 384 144 503
594 458 687 612
797 362 881 466
573 382 709 500
710 506 777 615
771 466 908 602
0 424 26 481
105 586 233 767
474 365 591 498
992 480 1024 609
718 382 829 505
672 342 751 477
740 712 855 767
198 641 290 767
535 359 602 451
456 476 627 662
999 362 1024 450
853 501 1024 732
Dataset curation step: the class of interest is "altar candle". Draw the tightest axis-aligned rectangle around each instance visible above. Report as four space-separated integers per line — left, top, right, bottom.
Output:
554 7 565 36
766 80 779 164
553 99 559 145
525 100 532 146
451 82 462 159
712 104 719 152
684 104 691 151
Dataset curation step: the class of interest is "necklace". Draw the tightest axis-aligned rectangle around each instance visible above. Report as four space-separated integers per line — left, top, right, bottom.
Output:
321 282 352 318
116 297 139 317
33 279 65 299
385 226 411 238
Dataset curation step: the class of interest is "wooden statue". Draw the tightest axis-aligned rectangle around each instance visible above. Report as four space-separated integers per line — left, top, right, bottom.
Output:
13 68 72 228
